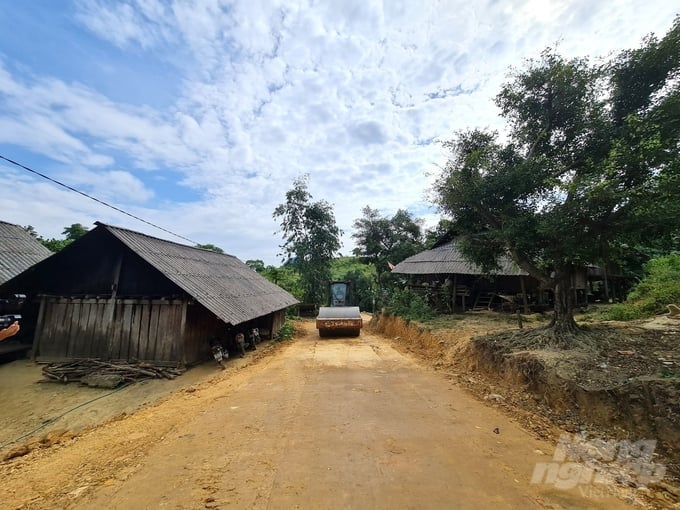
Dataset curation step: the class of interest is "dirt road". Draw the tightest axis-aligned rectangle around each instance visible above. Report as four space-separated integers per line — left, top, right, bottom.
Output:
1 321 636 509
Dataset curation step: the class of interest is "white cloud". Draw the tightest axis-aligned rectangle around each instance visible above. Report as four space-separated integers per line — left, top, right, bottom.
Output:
75 0 175 50
0 0 677 265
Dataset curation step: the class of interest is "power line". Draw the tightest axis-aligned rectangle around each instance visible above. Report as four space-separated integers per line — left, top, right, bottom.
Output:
0 154 199 245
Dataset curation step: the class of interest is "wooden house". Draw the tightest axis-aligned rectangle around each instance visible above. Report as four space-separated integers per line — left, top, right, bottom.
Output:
0 221 53 357
391 241 540 312
0 222 298 365
0 220 52 286
392 240 625 312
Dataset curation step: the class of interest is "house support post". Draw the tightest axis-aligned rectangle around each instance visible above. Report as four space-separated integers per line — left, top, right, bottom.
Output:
106 254 123 359
31 294 47 360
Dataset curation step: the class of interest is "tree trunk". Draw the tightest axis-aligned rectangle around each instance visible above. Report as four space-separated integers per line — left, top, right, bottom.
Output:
549 268 579 334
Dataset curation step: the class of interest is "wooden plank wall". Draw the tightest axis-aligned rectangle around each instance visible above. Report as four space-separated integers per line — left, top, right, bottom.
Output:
271 309 287 338
34 297 186 364
183 303 224 365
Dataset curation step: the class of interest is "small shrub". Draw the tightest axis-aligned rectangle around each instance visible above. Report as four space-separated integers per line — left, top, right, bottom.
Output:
604 253 680 320
604 303 646 321
385 288 436 322
275 319 296 341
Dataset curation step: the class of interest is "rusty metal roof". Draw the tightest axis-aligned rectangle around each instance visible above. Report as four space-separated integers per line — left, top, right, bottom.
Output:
391 241 528 276
0 221 52 285
99 223 298 325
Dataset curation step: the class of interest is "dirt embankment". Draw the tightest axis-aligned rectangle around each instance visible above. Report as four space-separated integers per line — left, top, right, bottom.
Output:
368 312 680 502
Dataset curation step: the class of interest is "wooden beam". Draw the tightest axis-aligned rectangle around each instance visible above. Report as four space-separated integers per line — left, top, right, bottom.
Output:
31 295 47 360
106 253 123 359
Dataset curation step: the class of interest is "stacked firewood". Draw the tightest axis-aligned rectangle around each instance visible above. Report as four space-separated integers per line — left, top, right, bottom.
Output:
41 359 186 387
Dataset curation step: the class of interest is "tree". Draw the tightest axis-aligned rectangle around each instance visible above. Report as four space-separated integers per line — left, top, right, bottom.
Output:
24 225 74 252
432 19 680 339
260 264 303 300
273 175 342 304
424 219 456 248
246 259 266 272
62 223 89 241
351 206 423 302
23 225 38 238
195 243 225 254
39 238 71 252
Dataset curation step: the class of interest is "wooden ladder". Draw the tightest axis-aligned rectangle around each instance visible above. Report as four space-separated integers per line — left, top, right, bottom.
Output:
472 292 495 311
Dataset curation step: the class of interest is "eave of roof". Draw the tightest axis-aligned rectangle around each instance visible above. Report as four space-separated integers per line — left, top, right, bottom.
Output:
391 241 528 277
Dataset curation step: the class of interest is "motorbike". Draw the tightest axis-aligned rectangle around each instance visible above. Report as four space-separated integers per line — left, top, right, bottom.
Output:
247 328 261 348
210 342 228 368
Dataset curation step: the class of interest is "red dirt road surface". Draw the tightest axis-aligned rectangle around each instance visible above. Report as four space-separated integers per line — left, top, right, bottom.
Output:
1 321 635 509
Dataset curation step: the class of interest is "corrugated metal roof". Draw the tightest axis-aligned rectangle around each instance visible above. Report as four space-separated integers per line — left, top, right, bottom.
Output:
0 221 53 285
391 241 528 276
99 223 298 325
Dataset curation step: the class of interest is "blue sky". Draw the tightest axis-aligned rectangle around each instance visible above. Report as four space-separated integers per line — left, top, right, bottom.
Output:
0 1 677 265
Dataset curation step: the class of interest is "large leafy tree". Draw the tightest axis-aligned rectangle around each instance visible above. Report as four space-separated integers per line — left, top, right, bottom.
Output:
273 175 342 304
62 223 89 241
432 19 680 337
195 243 225 254
245 259 266 272
352 206 424 298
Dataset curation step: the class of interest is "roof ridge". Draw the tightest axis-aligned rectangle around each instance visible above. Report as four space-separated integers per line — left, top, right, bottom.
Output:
94 221 237 259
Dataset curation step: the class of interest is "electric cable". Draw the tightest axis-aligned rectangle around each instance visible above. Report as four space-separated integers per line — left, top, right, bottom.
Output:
0 380 141 450
0 154 199 245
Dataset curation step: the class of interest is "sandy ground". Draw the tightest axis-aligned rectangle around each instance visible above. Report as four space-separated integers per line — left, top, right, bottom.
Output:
0 319 641 509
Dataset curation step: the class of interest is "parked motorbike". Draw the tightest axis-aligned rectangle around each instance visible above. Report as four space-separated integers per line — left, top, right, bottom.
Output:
248 328 261 348
210 340 228 369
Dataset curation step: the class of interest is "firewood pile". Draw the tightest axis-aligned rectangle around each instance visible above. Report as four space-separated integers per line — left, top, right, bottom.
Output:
41 359 186 387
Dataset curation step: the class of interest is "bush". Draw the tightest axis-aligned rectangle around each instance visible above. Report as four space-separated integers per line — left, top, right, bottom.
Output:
604 303 647 321
604 253 680 320
385 288 435 322
275 319 296 341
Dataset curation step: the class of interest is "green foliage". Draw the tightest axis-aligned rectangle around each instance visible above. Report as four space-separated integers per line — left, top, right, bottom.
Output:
39 238 71 252
246 259 303 302
195 243 225 253
62 223 89 241
385 288 435 322
330 257 376 311
246 259 265 272
273 175 342 304
24 223 73 253
352 207 423 272
342 269 375 311
606 253 680 320
603 303 647 321
351 206 424 310
260 265 303 300
330 256 373 280
424 219 456 248
274 318 296 341
23 225 38 238
432 19 680 331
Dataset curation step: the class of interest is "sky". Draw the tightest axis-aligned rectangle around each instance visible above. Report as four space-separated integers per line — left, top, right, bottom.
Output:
0 1 677 266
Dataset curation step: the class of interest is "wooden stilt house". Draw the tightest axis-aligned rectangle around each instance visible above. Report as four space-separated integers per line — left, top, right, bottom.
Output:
392 240 625 312
391 241 538 312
